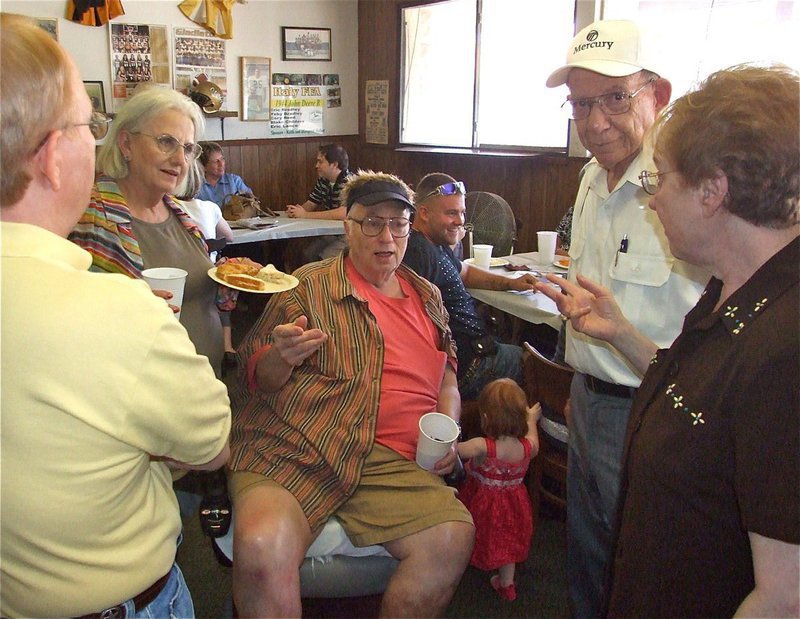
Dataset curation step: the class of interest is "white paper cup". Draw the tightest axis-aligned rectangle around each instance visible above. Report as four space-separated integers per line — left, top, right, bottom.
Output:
416 412 460 471
537 231 558 265
141 267 188 319
472 244 493 269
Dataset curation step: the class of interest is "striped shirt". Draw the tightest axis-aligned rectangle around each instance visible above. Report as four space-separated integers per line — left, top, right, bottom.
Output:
229 253 457 530
308 169 351 210
69 177 207 278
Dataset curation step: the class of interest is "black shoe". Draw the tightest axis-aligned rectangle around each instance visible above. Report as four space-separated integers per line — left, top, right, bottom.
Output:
199 493 231 538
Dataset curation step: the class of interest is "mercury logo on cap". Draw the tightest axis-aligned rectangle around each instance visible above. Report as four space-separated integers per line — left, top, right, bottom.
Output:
545 20 658 88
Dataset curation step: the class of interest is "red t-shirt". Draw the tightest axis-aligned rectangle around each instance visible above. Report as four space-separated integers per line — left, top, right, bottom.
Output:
347 259 447 459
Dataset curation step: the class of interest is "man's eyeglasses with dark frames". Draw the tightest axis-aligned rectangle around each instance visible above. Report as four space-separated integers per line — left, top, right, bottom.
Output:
132 132 203 161
418 181 466 203
638 170 675 195
348 216 411 238
562 78 656 121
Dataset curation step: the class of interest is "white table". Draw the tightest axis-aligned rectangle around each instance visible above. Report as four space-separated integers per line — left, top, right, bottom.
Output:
466 252 565 330
229 214 345 245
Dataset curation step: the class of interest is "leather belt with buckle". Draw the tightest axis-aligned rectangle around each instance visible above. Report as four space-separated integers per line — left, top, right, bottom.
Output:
584 374 637 399
74 571 170 619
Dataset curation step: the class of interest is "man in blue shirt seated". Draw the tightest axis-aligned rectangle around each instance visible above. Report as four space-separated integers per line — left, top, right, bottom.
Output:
198 141 253 207
402 172 538 399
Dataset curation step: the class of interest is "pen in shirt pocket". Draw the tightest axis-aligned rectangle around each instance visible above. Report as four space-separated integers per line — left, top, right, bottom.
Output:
614 234 628 266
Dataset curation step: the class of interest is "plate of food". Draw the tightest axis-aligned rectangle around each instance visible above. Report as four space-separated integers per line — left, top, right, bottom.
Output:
463 257 511 268
208 259 298 294
552 256 571 270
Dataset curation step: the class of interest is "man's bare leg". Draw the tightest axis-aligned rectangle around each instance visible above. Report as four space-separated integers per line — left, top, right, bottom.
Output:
381 520 474 617
232 483 313 618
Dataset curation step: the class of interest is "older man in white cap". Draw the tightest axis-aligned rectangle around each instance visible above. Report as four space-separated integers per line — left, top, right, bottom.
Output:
546 20 709 617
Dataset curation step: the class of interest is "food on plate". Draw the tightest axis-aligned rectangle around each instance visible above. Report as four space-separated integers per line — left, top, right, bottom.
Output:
256 264 287 284
216 257 263 283
554 257 571 269
222 273 266 291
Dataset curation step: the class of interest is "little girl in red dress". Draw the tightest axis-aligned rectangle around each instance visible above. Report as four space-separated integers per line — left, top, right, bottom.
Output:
457 378 541 601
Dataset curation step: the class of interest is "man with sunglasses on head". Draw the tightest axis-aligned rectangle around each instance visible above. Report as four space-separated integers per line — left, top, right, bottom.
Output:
545 20 708 617
403 173 539 400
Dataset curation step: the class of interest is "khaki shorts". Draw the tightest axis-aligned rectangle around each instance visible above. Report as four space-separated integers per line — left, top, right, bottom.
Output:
230 442 472 547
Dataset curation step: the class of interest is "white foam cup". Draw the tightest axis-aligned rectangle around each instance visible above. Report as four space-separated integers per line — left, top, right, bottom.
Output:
472 244 493 269
416 412 460 471
141 267 188 319
537 231 558 265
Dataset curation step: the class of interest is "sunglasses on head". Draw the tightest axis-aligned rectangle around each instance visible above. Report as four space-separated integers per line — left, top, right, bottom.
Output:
418 181 466 203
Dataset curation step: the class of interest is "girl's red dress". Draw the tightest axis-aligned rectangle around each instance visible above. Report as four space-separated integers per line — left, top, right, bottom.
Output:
459 437 534 570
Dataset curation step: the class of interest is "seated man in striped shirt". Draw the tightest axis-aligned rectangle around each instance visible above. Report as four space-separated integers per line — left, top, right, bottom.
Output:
286 143 352 262
230 170 474 617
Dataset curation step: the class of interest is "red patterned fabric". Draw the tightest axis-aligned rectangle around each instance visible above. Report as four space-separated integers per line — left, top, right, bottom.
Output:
459 437 534 570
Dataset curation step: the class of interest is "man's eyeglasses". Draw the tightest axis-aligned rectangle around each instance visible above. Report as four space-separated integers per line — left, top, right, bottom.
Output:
77 111 112 140
132 132 203 161
348 216 411 238
34 111 112 153
562 78 656 121
418 181 466 203
638 170 675 195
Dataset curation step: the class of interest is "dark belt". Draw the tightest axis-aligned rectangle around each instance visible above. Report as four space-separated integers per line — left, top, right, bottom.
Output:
75 572 170 619
584 373 637 399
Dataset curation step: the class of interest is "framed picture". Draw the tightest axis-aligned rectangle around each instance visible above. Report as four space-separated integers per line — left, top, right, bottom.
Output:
36 18 58 41
83 81 106 113
281 27 331 61
241 56 271 121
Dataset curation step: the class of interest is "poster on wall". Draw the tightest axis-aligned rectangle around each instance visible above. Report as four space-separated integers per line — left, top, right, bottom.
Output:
365 80 389 145
270 73 324 136
324 74 341 108
109 23 171 111
241 56 271 121
173 27 227 99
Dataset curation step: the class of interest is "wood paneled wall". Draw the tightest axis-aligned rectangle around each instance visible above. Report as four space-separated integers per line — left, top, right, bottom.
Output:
215 0 589 254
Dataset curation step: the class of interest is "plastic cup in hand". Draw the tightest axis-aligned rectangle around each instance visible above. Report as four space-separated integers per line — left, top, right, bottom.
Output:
141 267 188 319
416 412 460 471
472 244 493 269
537 231 558 265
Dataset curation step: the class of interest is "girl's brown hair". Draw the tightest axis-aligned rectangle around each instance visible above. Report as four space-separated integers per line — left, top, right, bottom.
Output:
478 378 529 439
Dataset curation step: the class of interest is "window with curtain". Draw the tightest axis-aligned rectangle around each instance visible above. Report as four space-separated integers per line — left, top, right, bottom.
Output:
401 0 797 153
400 0 576 150
603 0 799 99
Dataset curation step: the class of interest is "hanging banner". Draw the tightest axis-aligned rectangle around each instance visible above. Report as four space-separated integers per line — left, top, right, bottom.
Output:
270 74 324 136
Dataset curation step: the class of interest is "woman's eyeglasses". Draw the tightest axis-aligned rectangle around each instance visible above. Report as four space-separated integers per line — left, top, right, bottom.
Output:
418 181 466 203
348 216 411 238
132 132 203 161
639 170 675 195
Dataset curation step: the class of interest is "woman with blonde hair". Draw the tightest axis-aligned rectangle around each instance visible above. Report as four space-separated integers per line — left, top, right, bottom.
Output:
70 86 224 376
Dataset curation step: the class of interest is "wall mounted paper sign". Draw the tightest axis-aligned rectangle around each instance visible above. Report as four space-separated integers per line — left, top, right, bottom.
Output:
109 23 170 111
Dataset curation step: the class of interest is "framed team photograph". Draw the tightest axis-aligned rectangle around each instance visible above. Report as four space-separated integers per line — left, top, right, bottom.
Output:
241 56 271 121
281 27 331 61
83 81 106 113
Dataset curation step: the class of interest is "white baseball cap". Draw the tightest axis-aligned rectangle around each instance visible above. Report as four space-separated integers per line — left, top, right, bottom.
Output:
546 20 659 88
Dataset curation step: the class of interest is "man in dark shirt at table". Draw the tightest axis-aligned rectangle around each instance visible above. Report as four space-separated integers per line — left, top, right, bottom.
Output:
403 172 537 399
286 143 352 262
